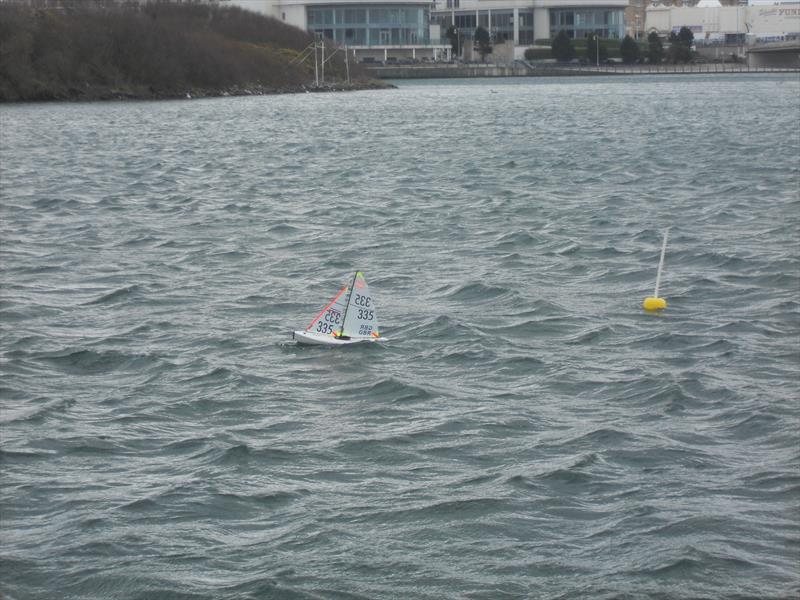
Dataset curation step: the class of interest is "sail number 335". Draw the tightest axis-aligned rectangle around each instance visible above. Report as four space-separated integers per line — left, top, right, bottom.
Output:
354 294 371 307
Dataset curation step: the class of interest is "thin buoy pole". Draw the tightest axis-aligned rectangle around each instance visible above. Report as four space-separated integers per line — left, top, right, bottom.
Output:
643 227 670 311
654 227 669 298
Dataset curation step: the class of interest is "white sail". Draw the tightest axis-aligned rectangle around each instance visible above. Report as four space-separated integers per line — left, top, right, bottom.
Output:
341 271 380 339
305 285 348 338
294 271 383 345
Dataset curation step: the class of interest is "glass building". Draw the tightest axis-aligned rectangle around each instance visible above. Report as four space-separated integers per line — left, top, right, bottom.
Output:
307 4 431 46
432 9 535 45
549 8 625 39
228 0 628 60
430 1 627 48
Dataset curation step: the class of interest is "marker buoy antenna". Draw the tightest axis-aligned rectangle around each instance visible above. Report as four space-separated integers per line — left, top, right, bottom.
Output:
643 227 669 311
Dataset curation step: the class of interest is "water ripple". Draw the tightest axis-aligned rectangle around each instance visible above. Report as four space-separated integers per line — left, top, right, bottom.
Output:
1 75 799 600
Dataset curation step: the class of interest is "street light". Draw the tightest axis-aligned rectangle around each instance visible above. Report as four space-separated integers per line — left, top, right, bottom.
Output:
596 34 599 67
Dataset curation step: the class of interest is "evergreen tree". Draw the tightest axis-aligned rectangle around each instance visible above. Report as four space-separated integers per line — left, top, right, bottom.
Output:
551 30 575 62
678 25 695 48
620 34 640 64
678 25 695 62
668 31 679 63
474 26 492 61
647 31 663 64
446 25 459 55
668 26 693 63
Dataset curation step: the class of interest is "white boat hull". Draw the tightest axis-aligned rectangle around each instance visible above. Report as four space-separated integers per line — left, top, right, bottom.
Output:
293 331 382 346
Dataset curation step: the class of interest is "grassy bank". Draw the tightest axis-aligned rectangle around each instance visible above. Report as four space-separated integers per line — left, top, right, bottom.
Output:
0 1 387 102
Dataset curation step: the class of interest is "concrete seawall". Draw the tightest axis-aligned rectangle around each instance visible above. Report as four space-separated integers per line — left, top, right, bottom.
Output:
365 65 530 78
365 64 600 78
366 63 799 79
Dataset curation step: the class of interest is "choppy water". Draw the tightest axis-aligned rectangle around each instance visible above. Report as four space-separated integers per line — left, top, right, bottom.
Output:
1 74 799 600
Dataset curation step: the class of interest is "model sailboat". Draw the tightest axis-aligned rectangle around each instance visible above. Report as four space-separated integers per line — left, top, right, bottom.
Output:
293 271 383 346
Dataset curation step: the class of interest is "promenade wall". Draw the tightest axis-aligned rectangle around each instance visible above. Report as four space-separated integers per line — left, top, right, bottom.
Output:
366 62 800 78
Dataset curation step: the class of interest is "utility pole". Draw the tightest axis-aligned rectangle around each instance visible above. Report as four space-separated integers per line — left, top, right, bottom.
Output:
314 40 319 86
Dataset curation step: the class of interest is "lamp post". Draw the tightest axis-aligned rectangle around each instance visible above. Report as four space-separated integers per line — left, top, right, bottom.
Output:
596 34 599 67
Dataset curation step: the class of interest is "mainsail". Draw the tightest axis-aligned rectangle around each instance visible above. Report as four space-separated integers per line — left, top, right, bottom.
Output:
305 285 348 338
340 271 380 339
296 271 381 344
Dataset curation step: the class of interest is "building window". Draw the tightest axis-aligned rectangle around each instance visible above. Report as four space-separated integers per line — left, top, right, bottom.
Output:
308 4 429 46
549 9 624 39
453 13 475 30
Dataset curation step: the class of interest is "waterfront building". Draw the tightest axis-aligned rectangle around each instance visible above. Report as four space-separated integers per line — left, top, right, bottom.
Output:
431 0 627 49
645 0 800 44
626 0 647 41
228 0 628 60
228 0 450 60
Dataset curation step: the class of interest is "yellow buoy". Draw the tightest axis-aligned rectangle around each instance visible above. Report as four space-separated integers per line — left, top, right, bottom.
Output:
643 228 670 312
643 296 667 311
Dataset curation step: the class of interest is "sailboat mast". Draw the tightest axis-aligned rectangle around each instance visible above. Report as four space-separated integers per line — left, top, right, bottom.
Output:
338 271 359 335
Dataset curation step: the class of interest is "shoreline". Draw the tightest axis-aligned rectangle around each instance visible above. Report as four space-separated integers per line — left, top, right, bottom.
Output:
3 66 795 104
367 62 800 79
0 80 396 104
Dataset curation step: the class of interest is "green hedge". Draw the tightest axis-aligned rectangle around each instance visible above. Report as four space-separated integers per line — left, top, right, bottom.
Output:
524 48 552 60
526 39 631 60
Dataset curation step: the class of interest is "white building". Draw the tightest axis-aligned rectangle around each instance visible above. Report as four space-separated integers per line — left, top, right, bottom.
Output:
646 1 800 44
228 0 449 60
227 0 628 61
431 0 628 48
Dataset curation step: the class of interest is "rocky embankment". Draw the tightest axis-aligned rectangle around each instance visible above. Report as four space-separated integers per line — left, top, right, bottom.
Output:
47 80 394 103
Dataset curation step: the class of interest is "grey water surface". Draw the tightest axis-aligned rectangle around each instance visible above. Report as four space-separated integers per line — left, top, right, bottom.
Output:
1 74 799 600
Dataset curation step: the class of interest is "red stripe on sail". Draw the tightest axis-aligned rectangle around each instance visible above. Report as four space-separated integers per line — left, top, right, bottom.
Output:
306 286 347 331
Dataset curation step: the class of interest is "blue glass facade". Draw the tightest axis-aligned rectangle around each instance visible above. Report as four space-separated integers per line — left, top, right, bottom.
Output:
549 9 625 39
432 9 534 45
307 5 430 45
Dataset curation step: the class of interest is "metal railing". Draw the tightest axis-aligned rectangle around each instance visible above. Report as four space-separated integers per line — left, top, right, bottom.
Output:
527 62 799 74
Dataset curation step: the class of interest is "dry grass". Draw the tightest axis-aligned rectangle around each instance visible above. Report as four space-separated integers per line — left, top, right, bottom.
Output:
0 0 366 101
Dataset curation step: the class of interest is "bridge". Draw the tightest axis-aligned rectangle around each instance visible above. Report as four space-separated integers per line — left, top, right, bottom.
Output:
747 41 800 69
